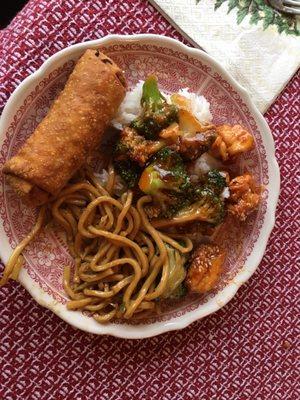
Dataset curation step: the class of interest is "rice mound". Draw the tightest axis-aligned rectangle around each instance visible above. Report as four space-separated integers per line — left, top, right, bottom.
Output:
177 88 212 124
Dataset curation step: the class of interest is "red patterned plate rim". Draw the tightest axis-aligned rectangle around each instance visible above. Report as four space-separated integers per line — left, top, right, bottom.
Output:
0 34 280 339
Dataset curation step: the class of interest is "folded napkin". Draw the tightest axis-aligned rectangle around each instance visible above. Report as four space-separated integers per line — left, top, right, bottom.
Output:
150 0 300 112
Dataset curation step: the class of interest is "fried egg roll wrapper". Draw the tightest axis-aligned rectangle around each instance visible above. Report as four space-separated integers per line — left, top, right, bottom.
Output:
3 49 126 205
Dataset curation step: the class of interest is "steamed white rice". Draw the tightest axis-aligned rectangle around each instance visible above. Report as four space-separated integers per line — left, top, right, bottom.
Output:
189 152 223 181
112 81 144 128
176 88 212 124
112 81 212 128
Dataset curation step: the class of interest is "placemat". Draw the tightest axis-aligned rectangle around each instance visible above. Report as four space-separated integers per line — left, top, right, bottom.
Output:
0 1 299 399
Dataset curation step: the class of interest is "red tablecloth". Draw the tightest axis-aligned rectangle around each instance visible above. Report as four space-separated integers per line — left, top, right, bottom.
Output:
0 1 299 399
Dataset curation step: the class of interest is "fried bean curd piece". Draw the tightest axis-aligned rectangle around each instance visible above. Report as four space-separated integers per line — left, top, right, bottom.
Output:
186 243 226 293
228 174 261 221
211 124 254 161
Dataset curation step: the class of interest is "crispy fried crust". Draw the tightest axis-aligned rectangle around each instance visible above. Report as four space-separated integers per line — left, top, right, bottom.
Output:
228 174 261 221
186 243 226 293
5 175 49 206
3 49 126 204
211 124 254 161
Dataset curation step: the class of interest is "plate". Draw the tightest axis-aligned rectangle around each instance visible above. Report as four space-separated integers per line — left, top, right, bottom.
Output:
0 34 280 338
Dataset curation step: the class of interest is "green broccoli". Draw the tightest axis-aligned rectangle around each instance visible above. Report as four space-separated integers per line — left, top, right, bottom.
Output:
114 126 165 167
205 170 226 195
169 170 226 226
168 283 188 299
193 187 225 225
139 147 190 192
115 139 129 155
119 303 126 313
188 170 226 225
138 147 192 217
114 159 142 188
130 76 178 140
138 148 226 221
152 182 226 229
161 245 188 300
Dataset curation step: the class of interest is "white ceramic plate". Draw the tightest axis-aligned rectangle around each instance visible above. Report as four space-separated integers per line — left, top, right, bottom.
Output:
0 34 280 338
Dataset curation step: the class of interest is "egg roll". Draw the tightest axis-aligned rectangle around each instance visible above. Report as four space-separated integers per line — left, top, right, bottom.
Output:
3 49 126 205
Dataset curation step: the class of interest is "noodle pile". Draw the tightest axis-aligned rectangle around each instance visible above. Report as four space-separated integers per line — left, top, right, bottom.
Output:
1 166 193 322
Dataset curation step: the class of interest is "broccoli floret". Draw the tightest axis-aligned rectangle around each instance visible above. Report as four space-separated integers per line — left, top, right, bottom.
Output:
205 170 226 195
138 148 226 220
140 147 190 192
168 283 187 299
114 127 165 167
152 185 225 229
189 170 226 225
119 303 126 313
175 187 225 226
138 147 192 217
162 196 192 219
114 159 142 188
161 245 188 299
193 187 225 225
130 76 178 140
115 139 128 155
172 170 226 225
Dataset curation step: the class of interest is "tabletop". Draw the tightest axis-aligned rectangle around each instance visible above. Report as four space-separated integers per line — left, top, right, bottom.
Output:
0 1 299 399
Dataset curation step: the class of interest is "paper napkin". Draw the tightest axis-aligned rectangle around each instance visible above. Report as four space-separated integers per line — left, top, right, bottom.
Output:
150 0 300 112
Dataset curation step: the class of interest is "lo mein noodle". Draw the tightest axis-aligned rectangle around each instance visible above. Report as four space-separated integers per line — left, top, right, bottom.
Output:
1 166 193 322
